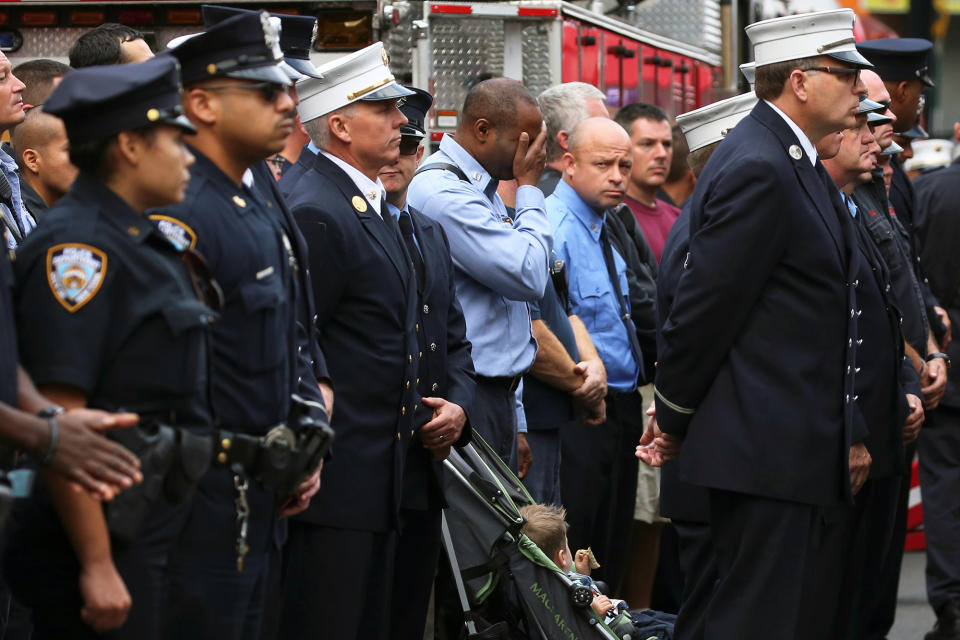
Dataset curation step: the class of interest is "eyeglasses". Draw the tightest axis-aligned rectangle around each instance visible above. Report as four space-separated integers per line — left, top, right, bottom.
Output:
399 137 421 156
802 66 861 85
181 248 224 312
204 81 286 103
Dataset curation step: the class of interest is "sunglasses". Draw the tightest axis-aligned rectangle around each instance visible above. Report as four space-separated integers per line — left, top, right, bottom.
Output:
204 81 287 103
181 248 224 312
802 66 861 86
399 137 422 156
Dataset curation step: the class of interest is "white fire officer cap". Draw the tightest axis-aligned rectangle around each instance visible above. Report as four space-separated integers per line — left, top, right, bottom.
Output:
746 9 872 68
296 42 414 123
739 62 755 88
676 92 758 153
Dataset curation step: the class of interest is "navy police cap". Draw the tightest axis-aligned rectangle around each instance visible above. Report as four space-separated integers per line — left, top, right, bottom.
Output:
170 11 290 86
399 87 433 138
44 55 195 142
201 5 323 79
856 38 935 88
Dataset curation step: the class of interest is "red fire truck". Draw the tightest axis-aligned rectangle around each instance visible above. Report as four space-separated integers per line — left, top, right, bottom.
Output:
0 0 723 132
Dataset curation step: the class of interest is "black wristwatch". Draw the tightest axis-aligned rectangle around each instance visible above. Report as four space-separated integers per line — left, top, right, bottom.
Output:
926 352 952 369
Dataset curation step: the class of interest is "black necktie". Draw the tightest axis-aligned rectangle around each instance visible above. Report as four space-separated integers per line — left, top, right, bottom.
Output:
599 223 644 371
397 210 425 294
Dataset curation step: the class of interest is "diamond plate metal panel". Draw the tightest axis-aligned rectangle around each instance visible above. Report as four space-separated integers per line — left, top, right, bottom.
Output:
612 0 722 55
7 26 200 63
430 17 505 114
521 22 553 98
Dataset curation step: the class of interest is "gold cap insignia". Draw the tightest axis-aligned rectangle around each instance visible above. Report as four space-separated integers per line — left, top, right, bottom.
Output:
232 195 247 208
352 195 368 213
788 144 803 160
127 226 141 236
207 63 218 75
146 108 160 122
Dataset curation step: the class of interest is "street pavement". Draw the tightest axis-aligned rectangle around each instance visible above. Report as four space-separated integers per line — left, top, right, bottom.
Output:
891 550 936 640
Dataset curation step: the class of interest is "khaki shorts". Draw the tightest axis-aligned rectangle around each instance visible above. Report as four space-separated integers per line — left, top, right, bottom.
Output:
634 384 668 524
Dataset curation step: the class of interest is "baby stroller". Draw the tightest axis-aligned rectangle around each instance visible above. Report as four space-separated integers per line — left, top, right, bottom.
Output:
441 433 660 640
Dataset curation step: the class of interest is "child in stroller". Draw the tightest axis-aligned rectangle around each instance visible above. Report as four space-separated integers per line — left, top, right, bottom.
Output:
519 504 676 640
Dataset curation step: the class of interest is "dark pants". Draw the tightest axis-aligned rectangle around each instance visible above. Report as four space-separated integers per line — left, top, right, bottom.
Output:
472 380 519 471
705 489 848 640
278 523 395 640
920 407 960 615
522 429 562 505
390 508 443 640
560 390 643 595
673 519 717 640
835 475 901 639
865 443 915 637
165 467 275 640
6 493 193 640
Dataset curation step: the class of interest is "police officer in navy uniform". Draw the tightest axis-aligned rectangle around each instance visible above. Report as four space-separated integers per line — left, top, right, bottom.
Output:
275 44 423 640
156 13 322 639
377 86 475 639
3 56 214 639
651 10 873 638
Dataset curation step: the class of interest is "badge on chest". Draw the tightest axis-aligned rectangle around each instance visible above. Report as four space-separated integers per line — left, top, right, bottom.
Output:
46 243 107 312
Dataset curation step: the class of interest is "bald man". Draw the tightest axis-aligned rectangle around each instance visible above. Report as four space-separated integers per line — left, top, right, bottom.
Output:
408 78 551 470
11 108 77 219
546 117 644 593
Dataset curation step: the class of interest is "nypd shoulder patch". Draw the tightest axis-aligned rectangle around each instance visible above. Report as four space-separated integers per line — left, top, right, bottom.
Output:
46 243 107 313
149 215 198 251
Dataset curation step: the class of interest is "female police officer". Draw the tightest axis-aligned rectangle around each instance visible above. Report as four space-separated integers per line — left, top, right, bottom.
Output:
3 56 220 638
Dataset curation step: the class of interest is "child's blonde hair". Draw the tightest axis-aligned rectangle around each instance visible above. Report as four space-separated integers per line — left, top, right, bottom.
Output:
520 504 569 560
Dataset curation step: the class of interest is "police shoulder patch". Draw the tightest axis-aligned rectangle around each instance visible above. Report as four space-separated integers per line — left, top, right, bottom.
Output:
149 215 198 250
46 243 107 313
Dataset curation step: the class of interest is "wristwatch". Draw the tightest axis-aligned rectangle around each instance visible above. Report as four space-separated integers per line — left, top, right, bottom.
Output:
926 352 952 369
36 406 65 418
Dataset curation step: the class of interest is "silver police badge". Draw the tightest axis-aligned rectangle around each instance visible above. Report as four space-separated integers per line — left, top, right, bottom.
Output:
150 214 197 251
788 144 803 160
47 243 107 312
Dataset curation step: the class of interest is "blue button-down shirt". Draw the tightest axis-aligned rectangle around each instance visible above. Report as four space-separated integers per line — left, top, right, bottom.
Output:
547 180 640 392
407 135 552 377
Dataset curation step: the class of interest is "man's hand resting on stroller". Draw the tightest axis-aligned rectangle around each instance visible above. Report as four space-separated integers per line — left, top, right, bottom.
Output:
419 397 466 460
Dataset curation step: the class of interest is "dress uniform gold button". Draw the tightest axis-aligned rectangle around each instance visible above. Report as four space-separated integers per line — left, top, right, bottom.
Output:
147 108 160 122
419 352 423 358
396 433 401 441
423 304 430 314
408 355 413 363
410 430 414 437
415 378 420 385
406 380 410 389
431 382 439 391
401 407 406 416
217 452 228 464
430 342 437 351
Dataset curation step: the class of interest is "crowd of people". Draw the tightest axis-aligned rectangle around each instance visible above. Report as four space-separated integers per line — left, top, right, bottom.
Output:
0 4 954 640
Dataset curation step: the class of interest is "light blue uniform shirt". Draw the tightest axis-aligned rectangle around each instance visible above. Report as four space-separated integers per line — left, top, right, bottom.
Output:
547 180 640 392
407 135 552 377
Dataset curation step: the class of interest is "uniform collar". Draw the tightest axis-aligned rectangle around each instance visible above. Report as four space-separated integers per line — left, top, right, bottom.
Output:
553 178 605 240
312 145 386 217
72 174 159 244
186 145 261 217
385 201 408 221
764 100 818 166
437 135 499 201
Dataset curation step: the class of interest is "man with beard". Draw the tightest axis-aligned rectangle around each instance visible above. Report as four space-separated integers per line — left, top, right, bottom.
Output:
153 13 322 638
652 9 873 637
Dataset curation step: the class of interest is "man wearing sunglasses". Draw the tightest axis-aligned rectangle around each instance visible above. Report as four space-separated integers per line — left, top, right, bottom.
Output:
651 9 874 638
151 13 321 639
